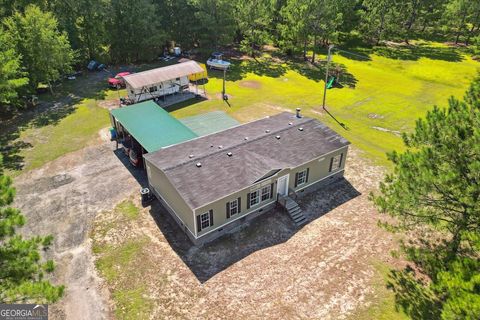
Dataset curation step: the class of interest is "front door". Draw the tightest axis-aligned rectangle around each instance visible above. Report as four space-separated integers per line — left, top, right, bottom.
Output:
277 174 289 197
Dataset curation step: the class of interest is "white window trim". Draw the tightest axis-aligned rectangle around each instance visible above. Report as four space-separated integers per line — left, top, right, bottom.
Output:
200 212 211 229
297 169 307 186
261 186 271 201
229 199 238 216
250 189 260 207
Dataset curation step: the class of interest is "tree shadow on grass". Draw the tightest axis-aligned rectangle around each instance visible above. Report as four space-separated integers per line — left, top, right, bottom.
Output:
373 44 464 62
0 71 110 173
387 266 441 320
384 236 461 320
286 59 358 89
207 57 288 82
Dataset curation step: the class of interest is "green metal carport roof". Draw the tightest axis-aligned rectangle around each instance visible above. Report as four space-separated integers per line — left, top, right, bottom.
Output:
110 101 198 152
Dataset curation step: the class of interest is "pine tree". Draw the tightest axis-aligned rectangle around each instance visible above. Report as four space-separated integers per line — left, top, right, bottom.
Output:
0 162 64 303
372 76 480 318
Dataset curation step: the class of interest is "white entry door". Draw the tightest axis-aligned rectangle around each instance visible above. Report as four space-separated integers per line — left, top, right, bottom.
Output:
277 174 289 197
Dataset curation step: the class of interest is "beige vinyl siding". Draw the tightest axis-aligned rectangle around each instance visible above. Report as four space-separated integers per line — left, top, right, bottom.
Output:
290 146 348 191
194 178 278 237
193 146 349 238
145 159 195 234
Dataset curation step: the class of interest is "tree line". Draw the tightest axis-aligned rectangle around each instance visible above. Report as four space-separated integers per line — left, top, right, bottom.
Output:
1 0 480 107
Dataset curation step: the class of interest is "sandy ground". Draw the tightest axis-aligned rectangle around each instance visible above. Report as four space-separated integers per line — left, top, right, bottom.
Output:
90 146 396 320
12 114 396 320
13 138 145 319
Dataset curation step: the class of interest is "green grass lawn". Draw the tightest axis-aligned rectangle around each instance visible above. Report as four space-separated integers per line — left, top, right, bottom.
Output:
6 43 477 173
352 261 410 320
170 45 479 165
15 98 110 173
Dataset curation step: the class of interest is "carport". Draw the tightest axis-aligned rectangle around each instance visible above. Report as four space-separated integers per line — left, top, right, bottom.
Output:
110 101 198 167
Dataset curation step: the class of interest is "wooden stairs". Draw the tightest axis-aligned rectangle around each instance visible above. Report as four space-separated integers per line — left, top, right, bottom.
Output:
279 195 307 226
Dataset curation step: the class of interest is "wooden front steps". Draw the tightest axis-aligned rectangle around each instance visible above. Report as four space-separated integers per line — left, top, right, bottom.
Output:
278 195 307 226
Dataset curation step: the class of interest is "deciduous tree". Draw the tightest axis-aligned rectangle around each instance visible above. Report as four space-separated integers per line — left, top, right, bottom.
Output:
3 5 75 92
0 29 28 108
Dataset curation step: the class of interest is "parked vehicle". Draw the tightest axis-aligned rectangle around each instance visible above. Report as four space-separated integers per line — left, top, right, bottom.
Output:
108 72 131 89
87 60 107 71
206 52 231 70
129 148 143 167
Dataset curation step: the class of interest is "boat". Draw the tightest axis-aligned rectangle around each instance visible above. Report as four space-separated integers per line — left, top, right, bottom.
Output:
206 52 231 70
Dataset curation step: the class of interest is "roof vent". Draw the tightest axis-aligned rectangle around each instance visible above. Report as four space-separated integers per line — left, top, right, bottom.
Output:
244 137 249 140
218 145 223 149
296 108 302 118
210 145 214 148
288 122 293 125
275 135 281 139
227 152 233 157
298 127 304 131
189 154 194 158
265 129 270 133
196 162 202 167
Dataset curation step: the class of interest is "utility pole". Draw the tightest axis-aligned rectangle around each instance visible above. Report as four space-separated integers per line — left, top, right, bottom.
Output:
322 44 334 111
222 68 227 100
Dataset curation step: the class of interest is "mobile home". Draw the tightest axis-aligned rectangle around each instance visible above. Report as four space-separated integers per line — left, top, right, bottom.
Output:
123 61 204 103
143 111 350 245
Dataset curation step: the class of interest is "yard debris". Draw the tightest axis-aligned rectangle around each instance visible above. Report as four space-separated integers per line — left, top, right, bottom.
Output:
371 126 401 136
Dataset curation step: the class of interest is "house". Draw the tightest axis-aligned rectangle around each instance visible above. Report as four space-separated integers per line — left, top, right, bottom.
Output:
123 61 204 103
143 111 350 245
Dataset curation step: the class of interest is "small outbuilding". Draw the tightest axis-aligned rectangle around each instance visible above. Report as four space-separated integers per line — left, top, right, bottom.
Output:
122 61 205 104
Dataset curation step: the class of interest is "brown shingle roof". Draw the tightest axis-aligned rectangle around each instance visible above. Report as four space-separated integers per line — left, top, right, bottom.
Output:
123 61 204 89
144 112 350 209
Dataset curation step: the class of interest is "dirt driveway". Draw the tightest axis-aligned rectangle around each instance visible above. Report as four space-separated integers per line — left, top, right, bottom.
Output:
13 141 144 319
89 147 396 320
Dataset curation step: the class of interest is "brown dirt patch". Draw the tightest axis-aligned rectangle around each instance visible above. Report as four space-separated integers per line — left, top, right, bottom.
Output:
98 99 120 110
238 80 262 89
215 93 234 100
368 113 385 119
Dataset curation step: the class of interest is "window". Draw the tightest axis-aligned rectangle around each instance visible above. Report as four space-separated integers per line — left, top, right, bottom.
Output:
261 186 271 201
329 154 343 172
200 212 212 229
250 190 260 207
248 184 273 209
149 86 157 93
229 199 238 216
297 169 308 186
